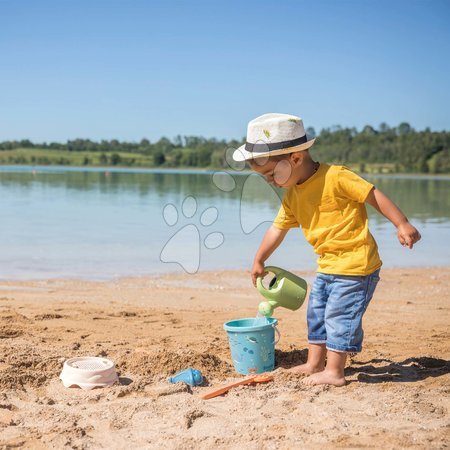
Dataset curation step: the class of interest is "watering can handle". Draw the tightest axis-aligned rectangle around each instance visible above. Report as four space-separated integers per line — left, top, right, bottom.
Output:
256 266 283 291
256 276 266 292
272 324 281 345
264 266 283 276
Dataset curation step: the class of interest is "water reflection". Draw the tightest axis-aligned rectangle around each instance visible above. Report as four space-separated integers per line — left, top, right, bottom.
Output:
0 166 449 279
1 166 448 222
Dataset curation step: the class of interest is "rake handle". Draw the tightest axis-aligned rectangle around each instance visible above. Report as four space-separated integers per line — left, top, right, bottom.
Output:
200 374 273 400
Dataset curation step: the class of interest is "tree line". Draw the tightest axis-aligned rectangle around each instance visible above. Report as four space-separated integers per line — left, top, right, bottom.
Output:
0 123 449 173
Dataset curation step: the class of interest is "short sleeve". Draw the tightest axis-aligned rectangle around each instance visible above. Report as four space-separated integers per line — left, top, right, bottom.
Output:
273 195 299 229
337 166 374 203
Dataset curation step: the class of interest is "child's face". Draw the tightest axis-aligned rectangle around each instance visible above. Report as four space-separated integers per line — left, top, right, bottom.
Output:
250 156 300 188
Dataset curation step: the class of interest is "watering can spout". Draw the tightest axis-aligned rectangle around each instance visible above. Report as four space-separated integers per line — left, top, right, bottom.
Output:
258 301 277 317
256 266 308 317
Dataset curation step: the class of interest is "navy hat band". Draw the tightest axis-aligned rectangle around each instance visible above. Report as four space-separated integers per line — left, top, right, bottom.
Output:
245 135 308 153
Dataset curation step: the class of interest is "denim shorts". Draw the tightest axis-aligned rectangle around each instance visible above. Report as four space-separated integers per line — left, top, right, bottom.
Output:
307 269 380 353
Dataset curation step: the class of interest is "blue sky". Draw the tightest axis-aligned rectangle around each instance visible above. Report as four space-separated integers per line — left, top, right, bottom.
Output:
1 0 449 143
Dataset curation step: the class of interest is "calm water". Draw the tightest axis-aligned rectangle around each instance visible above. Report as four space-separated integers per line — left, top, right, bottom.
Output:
0 165 449 280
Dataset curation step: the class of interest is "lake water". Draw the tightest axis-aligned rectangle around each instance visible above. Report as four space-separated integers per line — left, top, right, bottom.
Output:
1 165 449 280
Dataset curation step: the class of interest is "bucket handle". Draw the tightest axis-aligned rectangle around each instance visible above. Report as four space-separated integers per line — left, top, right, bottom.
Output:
272 324 281 345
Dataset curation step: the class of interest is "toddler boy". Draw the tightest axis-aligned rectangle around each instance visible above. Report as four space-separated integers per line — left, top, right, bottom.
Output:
233 113 421 386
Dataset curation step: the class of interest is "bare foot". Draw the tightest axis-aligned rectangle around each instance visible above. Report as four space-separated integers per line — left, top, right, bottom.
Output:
288 363 324 375
302 370 346 386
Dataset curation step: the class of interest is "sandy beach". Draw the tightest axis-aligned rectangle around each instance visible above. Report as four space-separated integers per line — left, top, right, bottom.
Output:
0 267 449 449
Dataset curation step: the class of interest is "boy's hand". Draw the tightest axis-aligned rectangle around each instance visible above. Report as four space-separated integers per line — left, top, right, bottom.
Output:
251 261 268 287
251 225 288 286
366 188 421 249
397 222 421 249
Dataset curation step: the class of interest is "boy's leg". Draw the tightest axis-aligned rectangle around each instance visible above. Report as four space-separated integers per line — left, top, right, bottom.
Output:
302 350 347 386
290 274 329 374
302 269 380 386
289 343 326 374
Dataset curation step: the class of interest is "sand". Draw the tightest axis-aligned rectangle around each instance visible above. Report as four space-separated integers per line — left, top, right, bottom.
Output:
0 267 449 449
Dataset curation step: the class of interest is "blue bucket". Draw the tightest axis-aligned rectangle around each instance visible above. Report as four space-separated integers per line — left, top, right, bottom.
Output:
223 317 280 375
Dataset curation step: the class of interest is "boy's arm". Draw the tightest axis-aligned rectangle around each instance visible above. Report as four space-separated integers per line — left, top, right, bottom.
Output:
365 188 421 249
251 225 289 286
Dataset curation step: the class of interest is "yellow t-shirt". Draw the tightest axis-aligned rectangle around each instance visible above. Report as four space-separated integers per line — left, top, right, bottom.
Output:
273 163 382 276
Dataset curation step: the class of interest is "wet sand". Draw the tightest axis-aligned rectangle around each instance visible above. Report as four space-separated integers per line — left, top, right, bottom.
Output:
0 267 449 449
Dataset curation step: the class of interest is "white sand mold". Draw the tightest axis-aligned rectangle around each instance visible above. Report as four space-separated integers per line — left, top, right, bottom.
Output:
59 357 119 390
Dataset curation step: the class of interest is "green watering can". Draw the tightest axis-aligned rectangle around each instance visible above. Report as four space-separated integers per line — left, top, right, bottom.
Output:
256 266 308 317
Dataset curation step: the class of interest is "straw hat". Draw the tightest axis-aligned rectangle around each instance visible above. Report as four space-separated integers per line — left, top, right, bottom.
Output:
233 113 316 162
